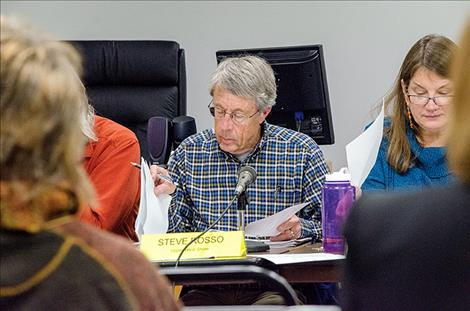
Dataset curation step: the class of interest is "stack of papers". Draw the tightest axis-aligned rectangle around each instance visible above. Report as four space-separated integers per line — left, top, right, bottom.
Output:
245 237 311 249
250 252 345 265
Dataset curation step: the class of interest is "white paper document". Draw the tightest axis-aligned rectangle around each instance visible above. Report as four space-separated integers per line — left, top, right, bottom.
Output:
245 237 311 249
244 202 308 237
250 253 345 265
346 104 384 187
135 158 170 239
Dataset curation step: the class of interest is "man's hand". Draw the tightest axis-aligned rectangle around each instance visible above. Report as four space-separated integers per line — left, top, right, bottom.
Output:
270 215 302 241
150 165 176 196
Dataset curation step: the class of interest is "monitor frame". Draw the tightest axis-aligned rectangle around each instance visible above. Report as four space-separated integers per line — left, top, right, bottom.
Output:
216 45 334 145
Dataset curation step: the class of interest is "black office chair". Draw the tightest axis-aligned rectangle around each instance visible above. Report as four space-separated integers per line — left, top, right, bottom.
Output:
160 265 301 306
69 40 187 162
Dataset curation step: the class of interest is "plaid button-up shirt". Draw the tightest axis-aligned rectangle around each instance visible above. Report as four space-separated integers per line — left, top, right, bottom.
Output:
167 122 328 240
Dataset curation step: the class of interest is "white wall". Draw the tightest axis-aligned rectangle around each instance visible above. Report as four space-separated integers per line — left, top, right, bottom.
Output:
2 1 469 170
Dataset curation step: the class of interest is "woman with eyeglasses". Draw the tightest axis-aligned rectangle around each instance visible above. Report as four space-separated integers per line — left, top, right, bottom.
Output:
341 20 470 310
362 34 457 192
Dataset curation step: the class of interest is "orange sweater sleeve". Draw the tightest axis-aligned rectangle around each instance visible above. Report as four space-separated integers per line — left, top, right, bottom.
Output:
79 117 140 239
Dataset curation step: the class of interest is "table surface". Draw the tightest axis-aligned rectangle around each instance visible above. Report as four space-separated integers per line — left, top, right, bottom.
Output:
156 242 344 283
254 242 344 283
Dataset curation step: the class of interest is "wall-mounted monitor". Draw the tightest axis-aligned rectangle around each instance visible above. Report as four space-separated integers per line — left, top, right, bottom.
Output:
216 45 334 145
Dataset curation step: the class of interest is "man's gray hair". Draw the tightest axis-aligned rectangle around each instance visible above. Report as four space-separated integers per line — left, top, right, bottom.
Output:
209 55 277 110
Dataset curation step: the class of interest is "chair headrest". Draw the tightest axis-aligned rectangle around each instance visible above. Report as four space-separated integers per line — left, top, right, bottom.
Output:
70 40 181 86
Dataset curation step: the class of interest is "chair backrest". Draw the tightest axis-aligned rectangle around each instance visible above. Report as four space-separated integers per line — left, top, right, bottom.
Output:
69 40 186 162
160 265 301 306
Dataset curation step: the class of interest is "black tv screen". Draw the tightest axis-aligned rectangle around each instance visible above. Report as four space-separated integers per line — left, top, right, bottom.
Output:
216 45 334 145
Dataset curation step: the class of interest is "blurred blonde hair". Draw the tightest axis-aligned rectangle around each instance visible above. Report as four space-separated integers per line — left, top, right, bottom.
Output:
0 16 94 209
447 19 470 184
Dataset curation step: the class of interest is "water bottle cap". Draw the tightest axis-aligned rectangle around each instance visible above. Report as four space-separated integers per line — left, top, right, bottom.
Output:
325 167 351 182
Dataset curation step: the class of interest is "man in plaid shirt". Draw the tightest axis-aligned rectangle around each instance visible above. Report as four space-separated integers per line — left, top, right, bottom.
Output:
154 55 329 305
164 55 328 242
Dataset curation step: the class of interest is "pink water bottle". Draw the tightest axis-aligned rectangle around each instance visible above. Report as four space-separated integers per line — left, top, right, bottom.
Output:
321 168 355 254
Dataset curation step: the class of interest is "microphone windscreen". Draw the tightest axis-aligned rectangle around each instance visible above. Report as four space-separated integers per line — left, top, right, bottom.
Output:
147 116 172 164
235 166 257 195
238 166 257 182
172 116 196 147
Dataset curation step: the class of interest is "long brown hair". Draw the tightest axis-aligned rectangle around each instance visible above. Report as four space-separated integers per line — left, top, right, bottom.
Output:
0 16 94 226
447 20 470 183
385 34 456 173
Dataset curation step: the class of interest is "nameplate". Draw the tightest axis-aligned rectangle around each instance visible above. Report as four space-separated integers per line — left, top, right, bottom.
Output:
140 231 246 261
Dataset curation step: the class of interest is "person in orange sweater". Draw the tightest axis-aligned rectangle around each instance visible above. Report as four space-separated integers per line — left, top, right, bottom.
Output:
78 103 140 241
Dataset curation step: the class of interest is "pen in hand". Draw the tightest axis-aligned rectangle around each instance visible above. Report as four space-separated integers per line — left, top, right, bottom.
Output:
130 162 176 185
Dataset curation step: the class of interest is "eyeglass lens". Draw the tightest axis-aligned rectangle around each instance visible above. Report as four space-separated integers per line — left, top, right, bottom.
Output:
409 95 451 106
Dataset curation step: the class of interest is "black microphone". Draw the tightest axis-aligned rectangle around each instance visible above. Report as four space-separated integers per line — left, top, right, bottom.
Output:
147 116 172 165
233 166 268 252
235 166 257 196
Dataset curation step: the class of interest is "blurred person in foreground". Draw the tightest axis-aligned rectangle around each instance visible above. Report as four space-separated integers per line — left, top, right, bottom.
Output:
362 34 457 192
341 20 470 311
0 15 180 311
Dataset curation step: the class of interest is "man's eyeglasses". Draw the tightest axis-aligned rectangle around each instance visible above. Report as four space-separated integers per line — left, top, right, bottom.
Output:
208 102 259 125
406 93 453 106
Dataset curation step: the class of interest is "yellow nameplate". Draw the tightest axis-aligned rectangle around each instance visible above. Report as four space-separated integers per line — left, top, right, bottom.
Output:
140 231 246 261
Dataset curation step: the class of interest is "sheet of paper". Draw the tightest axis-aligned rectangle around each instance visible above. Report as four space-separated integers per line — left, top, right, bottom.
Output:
244 202 308 237
346 104 384 187
250 253 345 265
245 237 311 249
135 158 170 239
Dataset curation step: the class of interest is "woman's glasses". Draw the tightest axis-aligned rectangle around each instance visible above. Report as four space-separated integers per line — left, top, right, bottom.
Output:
406 94 453 106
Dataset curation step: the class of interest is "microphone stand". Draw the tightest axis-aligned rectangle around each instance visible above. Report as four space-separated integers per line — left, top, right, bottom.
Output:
237 191 249 231
237 190 269 253
174 195 238 268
